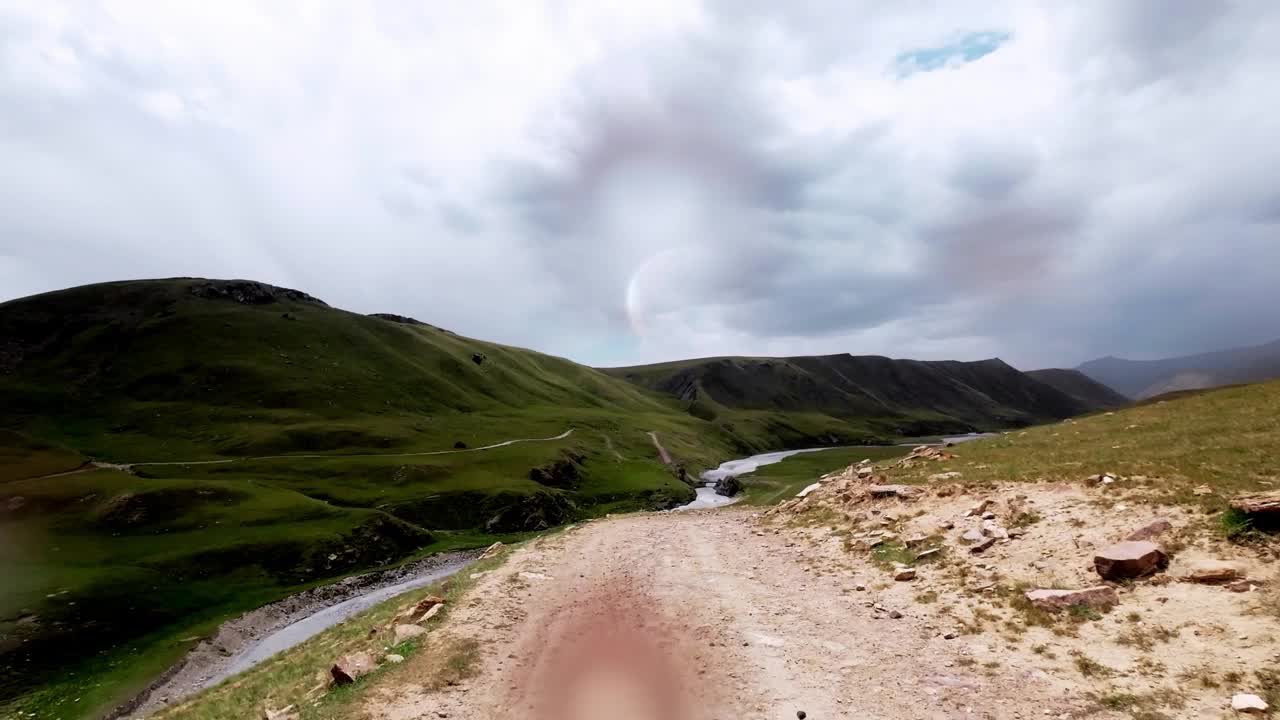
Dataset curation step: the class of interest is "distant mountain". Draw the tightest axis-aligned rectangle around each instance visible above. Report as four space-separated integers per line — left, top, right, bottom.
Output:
604 354 1111 435
1077 339 1280 399
1025 368 1130 408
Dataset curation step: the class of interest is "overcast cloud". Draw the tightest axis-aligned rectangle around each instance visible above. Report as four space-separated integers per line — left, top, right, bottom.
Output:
2 1 1278 369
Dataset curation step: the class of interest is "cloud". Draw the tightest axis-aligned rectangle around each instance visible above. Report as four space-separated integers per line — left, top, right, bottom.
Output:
1 1 1278 371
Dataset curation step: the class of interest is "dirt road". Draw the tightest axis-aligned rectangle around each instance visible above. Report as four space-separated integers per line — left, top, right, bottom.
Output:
365 509 1076 720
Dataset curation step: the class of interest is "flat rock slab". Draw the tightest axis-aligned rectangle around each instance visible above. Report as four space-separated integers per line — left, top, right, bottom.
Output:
1024 586 1118 613
867 484 920 499
1094 540 1168 579
1180 561 1240 584
1232 491 1280 514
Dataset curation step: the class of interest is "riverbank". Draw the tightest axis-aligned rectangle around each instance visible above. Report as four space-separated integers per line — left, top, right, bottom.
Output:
116 549 480 719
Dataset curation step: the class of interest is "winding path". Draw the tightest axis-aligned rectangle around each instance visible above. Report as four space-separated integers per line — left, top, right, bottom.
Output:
23 429 576 479
646 431 673 465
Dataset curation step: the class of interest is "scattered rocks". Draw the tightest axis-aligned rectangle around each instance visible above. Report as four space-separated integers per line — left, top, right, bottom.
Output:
392 624 427 644
1024 586 1119 613
1231 693 1268 714
1093 541 1168 580
331 651 377 685
1125 519 1173 542
411 595 446 615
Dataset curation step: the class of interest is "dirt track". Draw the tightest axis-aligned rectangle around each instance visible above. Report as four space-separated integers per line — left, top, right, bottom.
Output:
366 509 1079 720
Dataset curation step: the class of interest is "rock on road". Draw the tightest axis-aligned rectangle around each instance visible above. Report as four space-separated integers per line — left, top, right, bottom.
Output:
365 510 1070 720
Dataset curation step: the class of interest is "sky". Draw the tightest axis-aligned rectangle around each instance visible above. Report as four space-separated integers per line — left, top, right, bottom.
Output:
2 1 1278 370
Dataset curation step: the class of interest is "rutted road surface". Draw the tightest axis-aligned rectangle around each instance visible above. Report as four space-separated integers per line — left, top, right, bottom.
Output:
366 510 1067 720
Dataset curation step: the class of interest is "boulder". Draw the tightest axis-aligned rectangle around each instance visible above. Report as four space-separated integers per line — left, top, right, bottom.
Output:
1024 586 1119 613
1180 561 1240 584
714 475 742 497
393 624 428 644
1094 541 1168 580
1231 694 1268 714
1126 519 1172 542
331 651 377 685
1231 491 1280 514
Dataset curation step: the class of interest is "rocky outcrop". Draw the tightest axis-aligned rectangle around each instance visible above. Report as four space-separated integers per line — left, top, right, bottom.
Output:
190 280 327 306
1094 541 1168 580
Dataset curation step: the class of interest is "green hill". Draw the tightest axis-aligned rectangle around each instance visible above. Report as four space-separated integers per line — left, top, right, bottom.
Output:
603 354 1107 436
0 278 733 717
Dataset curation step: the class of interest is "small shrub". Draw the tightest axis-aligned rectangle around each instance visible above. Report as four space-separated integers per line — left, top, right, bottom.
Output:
1072 651 1112 678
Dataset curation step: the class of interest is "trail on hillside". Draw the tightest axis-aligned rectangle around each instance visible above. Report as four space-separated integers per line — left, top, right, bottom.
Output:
646 431 673 465
21 429 576 480
365 510 1078 720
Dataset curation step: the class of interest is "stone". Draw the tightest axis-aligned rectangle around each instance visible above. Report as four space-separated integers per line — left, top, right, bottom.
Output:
478 541 505 560
714 475 742 497
1231 694 1268 713
393 624 427 644
961 528 985 543
264 706 298 720
1181 560 1241 584
1093 541 1168 580
965 500 992 518
905 535 929 547
1231 491 1280 514
928 472 962 482
981 521 1009 540
857 466 874 477
868 484 919 499
888 609 903 619
1226 579 1263 593
1193 485 1214 496
1024 586 1119 613
938 520 955 530
412 595 446 615
981 510 996 520
331 651 377 685
797 482 823 498
894 567 917 581
915 548 942 561
1126 519 1173 542
418 603 444 623
969 537 996 553
383 653 405 664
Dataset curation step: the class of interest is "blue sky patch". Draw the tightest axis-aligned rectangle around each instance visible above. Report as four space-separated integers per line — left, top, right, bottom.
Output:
894 31 1012 77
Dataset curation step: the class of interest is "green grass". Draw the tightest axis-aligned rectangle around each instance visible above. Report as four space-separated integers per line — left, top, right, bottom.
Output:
735 446 911 505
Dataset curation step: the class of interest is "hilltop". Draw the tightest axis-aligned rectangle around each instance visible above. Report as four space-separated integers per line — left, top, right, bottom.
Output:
1025 367 1130 408
604 353 1114 436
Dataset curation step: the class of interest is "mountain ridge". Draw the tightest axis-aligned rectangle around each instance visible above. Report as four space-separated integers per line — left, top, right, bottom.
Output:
1077 338 1280 399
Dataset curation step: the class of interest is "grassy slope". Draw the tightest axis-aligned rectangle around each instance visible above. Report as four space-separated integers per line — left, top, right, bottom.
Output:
1025 368 1130 409
880 380 1280 509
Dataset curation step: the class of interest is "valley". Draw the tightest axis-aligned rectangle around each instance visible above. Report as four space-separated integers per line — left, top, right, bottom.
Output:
0 277 1257 720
